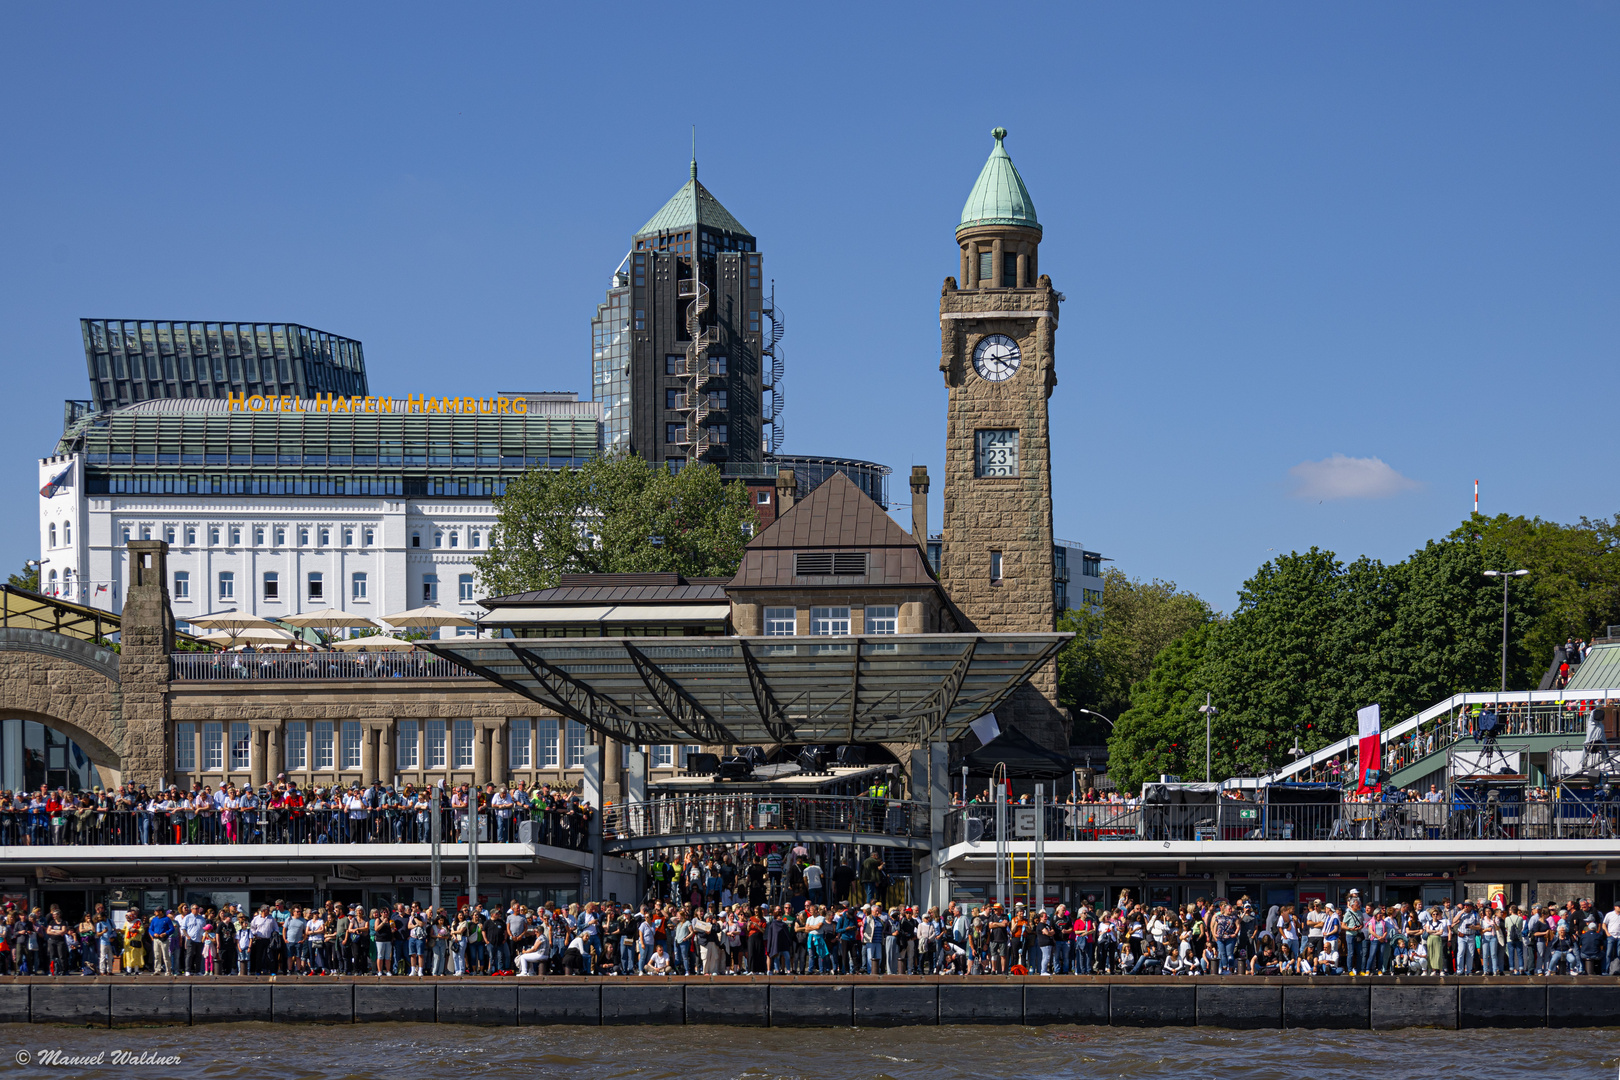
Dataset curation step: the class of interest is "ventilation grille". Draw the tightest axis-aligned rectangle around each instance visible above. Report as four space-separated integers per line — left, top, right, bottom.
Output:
794 552 868 576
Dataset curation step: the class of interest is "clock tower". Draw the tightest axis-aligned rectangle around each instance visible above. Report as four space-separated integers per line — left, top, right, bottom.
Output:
939 127 1068 750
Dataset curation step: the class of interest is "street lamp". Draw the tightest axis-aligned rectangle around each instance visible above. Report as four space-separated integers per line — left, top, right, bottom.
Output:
1197 694 1219 782
1483 569 1530 692
1072 708 1113 729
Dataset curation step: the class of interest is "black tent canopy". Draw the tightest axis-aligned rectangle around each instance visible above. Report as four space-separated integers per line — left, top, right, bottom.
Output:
960 726 1074 780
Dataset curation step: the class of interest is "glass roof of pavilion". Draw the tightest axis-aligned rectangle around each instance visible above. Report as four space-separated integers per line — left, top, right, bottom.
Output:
420 633 1071 746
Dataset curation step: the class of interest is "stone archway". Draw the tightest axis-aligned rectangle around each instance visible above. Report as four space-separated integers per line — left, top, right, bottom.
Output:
0 629 123 781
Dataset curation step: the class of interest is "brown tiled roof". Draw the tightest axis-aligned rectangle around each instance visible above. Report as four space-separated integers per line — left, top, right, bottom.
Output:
729 471 940 590
483 573 729 607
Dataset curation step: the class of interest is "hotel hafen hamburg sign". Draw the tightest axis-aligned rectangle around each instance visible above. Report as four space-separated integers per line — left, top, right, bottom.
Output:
226 393 536 415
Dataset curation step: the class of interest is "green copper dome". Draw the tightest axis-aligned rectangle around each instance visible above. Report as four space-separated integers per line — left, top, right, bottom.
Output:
958 127 1040 236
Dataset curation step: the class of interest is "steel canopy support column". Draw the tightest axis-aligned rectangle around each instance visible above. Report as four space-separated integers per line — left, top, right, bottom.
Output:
623 641 739 745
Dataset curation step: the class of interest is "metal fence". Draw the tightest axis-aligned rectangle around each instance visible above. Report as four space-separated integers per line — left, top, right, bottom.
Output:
170 651 476 680
945 798 1620 844
0 805 589 851
602 794 929 843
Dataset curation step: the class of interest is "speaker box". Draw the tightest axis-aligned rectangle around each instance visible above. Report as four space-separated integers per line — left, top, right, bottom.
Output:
685 753 721 776
834 744 867 767
797 746 827 772
738 745 766 767
717 756 754 781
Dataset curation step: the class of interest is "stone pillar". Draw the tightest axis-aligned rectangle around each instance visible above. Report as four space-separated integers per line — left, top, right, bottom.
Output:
909 466 929 547
967 242 980 287
992 238 1004 287
361 723 378 786
602 734 623 805
1017 251 1029 288
960 246 970 288
119 540 174 788
266 722 283 784
377 722 394 787
249 726 269 788
490 721 507 786
473 723 490 787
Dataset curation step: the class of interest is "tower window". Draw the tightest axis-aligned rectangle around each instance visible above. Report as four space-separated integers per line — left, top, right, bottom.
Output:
666 388 685 409
666 355 683 375
1004 252 1019 287
666 423 686 444
979 251 992 282
991 551 1003 583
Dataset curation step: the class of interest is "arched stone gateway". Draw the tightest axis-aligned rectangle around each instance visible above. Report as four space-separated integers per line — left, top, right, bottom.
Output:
0 627 123 778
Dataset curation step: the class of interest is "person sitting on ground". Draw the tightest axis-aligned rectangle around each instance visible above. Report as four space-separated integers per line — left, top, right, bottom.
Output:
642 943 671 975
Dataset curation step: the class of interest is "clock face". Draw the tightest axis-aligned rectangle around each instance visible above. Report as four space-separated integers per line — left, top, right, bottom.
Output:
973 334 1022 382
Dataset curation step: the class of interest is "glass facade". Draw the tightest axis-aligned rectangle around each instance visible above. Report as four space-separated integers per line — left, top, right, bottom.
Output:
591 261 633 455
59 398 601 500
82 319 367 413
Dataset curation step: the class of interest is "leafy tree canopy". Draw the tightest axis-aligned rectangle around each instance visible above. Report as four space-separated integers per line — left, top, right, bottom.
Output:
7 561 38 592
473 455 756 597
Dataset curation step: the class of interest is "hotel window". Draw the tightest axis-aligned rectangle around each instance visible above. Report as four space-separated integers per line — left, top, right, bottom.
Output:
453 719 474 769
164 525 175 544
470 531 480 548
458 573 474 602
362 527 374 546
810 607 851 635
273 526 284 546
285 722 307 771
565 720 588 767
228 526 240 545
308 571 323 601
253 526 264 545
203 722 224 771
49 523 57 547
298 527 309 545
865 605 898 634
230 722 250 772
183 525 193 546
174 722 196 772
396 720 420 770
411 532 421 548
433 531 443 548
342 527 353 546
509 719 532 769
141 525 152 540
173 571 189 599
652 744 673 768
426 720 446 769
217 571 235 601
764 607 796 636
448 531 458 548
262 571 280 601
64 521 71 545
351 572 368 601
121 526 130 543
208 526 219 545
318 527 329 546
537 718 559 768
422 574 438 604
314 721 334 770
341 720 362 770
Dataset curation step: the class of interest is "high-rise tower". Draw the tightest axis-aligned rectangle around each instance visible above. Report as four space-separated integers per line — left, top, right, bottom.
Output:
591 154 775 467
938 128 1068 750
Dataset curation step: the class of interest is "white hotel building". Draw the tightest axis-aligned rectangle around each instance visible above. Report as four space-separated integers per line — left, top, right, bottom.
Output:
37 393 601 628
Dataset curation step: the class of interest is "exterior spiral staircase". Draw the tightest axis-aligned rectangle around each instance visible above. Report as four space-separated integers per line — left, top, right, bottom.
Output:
677 277 718 461
762 282 785 455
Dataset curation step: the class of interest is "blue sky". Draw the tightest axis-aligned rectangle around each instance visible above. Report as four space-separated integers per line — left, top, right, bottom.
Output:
1 2 1614 610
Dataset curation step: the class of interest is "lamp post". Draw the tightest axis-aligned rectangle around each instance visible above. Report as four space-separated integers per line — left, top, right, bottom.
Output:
1072 708 1113 729
1197 695 1219 782
1483 570 1530 692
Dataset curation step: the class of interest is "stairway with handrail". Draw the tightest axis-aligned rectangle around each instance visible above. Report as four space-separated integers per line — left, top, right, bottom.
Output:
761 281 785 455
677 277 717 460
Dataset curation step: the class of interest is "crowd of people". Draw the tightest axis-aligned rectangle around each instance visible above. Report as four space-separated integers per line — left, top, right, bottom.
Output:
0 780 593 851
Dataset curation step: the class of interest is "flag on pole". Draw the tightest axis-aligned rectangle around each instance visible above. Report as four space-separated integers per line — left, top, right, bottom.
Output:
1355 704 1381 794
39 464 72 498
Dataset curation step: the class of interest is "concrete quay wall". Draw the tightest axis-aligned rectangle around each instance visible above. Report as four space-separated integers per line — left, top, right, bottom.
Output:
5 976 1617 1028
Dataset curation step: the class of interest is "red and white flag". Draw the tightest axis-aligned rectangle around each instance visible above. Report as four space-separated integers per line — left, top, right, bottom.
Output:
1355 704 1381 794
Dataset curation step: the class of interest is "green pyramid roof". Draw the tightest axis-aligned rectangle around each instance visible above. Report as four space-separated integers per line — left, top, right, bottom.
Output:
636 160 752 239
958 127 1040 235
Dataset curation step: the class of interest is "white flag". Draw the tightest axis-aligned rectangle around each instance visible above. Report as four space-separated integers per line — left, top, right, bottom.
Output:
970 712 1001 746
1357 704 1380 739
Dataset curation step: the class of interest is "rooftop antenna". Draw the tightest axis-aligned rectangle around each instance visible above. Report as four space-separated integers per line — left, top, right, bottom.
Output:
691 125 697 180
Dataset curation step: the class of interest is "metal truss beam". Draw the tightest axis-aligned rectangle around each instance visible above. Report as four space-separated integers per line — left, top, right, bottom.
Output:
623 642 740 745
738 639 795 746
508 645 656 743
915 639 979 743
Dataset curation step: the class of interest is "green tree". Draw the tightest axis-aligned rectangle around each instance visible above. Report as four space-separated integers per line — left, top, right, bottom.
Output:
6 561 39 592
1108 622 1221 793
1056 568 1214 738
1457 512 1620 679
473 455 756 596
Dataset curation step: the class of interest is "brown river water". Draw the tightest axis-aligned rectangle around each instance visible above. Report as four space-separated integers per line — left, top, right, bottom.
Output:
0 1024 1615 1079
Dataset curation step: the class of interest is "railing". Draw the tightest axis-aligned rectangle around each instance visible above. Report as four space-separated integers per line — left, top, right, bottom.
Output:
1263 689 1620 787
945 798 1620 844
602 794 929 844
677 278 716 460
170 652 477 680
0 805 589 851
761 286 785 454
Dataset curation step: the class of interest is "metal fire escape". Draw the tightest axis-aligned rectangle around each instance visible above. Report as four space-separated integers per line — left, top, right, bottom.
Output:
676 275 717 462
761 281 785 455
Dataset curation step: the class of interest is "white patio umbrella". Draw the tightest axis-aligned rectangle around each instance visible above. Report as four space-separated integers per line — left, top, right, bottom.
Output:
195 626 298 646
276 611 385 630
330 634 417 651
185 610 283 635
378 605 475 631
